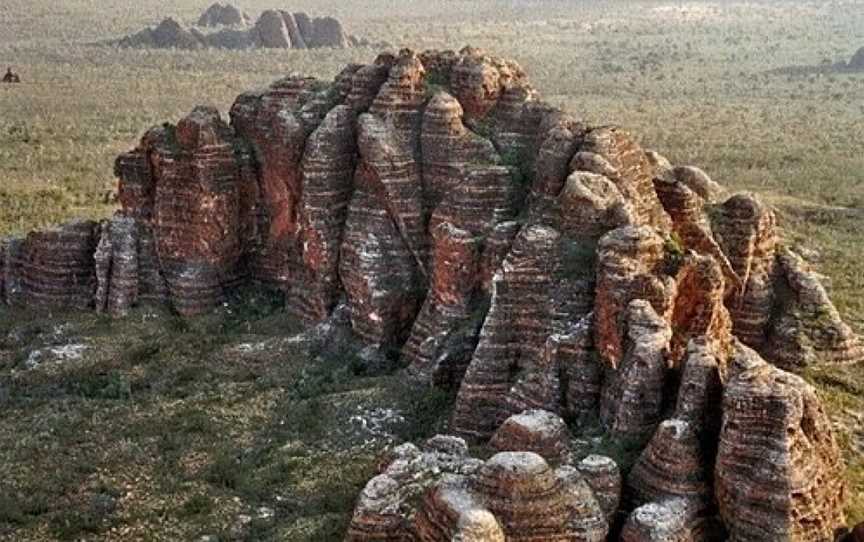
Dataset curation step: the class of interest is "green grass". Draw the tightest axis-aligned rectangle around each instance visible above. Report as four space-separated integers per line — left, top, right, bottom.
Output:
0 293 455 540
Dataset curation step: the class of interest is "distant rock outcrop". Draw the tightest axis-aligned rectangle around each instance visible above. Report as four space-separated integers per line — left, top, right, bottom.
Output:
118 18 207 50
849 47 864 70
197 3 249 27
2 47 858 539
115 9 365 50
772 46 864 76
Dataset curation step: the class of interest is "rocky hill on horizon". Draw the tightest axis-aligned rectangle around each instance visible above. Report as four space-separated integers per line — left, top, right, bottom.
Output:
114 6 376 50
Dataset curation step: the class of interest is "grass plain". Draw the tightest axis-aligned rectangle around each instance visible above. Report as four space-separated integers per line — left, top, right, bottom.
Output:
0 0 863 540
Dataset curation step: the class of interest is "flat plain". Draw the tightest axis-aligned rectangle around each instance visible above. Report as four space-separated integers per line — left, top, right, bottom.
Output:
0 0 862 540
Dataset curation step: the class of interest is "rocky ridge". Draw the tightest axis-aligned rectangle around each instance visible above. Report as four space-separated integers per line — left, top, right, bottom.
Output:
116 7 373 50
1 47 860 540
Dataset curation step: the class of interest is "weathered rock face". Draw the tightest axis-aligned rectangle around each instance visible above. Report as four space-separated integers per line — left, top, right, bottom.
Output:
594 226 675 370
450 225 570 440
254 10 293 48
292 105 357 322
672 165 725 203
653 167 737 292
628 418 712 508
113 106 254 315
4 47 857 539
715 344 847 542
767 247 863 368
707 193 862 368
348 434 613 542
2 221 100 309
489 409 571 462
309 16 349 49
94 214 140 316
576 455 622 524
599 300 672 444
197 3 249 27
621 498 725 542
576 127 672 231
402 222 484 386
712 193 778 350
229 75 317 288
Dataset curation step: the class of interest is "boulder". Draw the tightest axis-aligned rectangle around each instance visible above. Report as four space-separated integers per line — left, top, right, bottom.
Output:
488 409 570 462
673 165 725 203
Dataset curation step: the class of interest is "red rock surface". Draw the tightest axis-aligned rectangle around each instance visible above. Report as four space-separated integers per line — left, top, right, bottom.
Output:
403 223 484 386
712 193 778 349
2 221 99 309
594 226 676 369
627 418 712 507
576 127 672 231
653 169 737 290
488 410 571 462
715 343 847 541
291 105 356 322
599 300 672 443
450 225 567 440
668 254 733 367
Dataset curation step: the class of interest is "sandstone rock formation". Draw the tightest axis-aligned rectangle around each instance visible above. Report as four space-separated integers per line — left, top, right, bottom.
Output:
197 3 249 27
489 409 571 462
599 300 672 444
3 47 858 539
621 498 724 542
849 47 864 70
766 247 863 368
715 344 847 541
347 431 614 542
117 10 357 50
1 221 99 309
